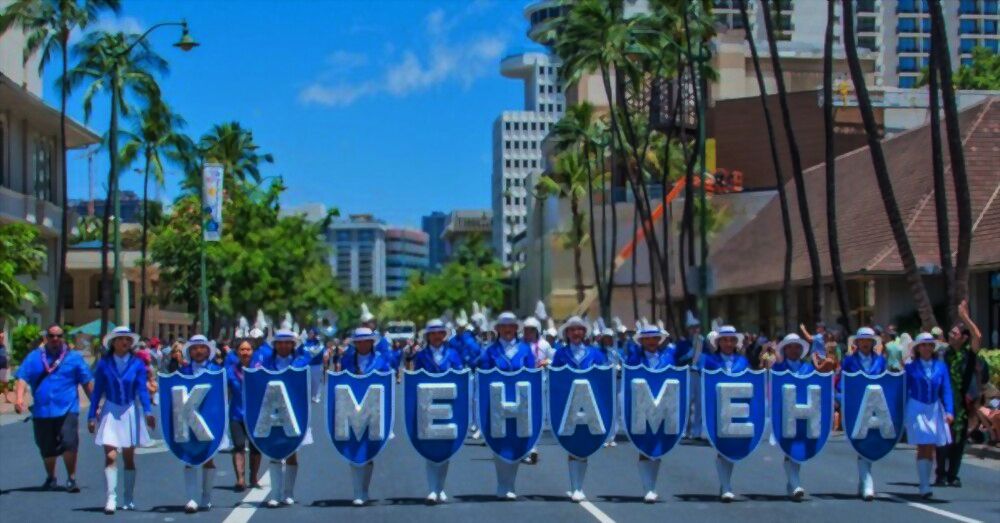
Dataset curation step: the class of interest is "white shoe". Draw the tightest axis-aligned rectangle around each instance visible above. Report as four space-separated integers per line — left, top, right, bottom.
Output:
121 502 135 511
571 490 586 502
352 498 365 506
184 500 199 513
426 492 438 504
644 491 658 503
791 487 805 500
312 397 321 404
608 441 617 447
265 499 280 508
439 491 448 502
283 497 295 506
471 429 482 440
104 499 116 515
498 491 516 500
720 491 735 502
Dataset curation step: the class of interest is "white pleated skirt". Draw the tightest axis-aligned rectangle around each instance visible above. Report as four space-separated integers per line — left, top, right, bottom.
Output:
95 401 151 448
904 398 953 446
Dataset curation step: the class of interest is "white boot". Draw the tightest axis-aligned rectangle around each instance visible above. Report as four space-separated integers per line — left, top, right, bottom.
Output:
436 461 449 501
425 461 439 503
266 461 283 508
122 469 136 510
283 464 297 505
104 466 118 514
568 459 587 502
351 464 366 506
858 458 875 500
917 459 933 498
201 467 215 509
784 459 804 499
183 467 199 513
715 455 735 502
494 458 518 499
638 458 660 503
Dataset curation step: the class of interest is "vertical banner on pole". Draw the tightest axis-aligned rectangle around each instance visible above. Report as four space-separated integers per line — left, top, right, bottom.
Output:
202 163 224 241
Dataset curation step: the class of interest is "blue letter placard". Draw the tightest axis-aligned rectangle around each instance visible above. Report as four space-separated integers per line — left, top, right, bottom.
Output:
477 368 544 463
842 371 905 462
622 365 689 459
243 366 310 461
769 370 834 462
404 368 471 463
703 368 766 462
159 369 228 466
327 369 395 465
548 366 615 458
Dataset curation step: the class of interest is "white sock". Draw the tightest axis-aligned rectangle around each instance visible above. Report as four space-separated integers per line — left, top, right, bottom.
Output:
362 462 374 499
638 459 660 493
284 464 297 499
201 467 214 506
917 459 932 493
123 469 135 505
494 458 518 494
436 461 449 494
183 467 198 505
858 457 874 495
425 461 438 493
715 455 734 494
104 466 118 505
784 459 801 492
351 464 365 501
268 462 283 502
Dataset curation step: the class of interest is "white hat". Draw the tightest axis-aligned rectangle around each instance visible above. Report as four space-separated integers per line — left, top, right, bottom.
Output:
777 333 810 359
249 327 264 339
545 318 558 338
102 326 139 350
350 327 378 343
424 319 450 338
360 302 375 323
635 326 668 345
493 311 519 332
714 325 744 348
685 311 700 328
854 327 878 341
272 328 299 345
908 332 939 357
456 310 469 328
559 315 591 339
522 317 542 332
183 334 218 361
600 327 615 338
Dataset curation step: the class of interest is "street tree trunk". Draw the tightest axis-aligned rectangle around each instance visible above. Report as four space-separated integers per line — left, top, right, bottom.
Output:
139 149 152 337
570 192 586 305
842 0 937 330
55 32 70 324
927 23 955 327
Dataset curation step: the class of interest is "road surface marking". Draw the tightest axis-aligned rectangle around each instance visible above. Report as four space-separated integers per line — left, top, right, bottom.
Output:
885 494 983 523
579 500 616 523
221 471 271 523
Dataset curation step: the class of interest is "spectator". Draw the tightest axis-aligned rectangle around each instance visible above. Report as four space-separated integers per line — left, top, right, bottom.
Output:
799 322 827 359
14 324 95 492
0 331 10 402
880 325 903 371
973 384 999 445
935 300 982 488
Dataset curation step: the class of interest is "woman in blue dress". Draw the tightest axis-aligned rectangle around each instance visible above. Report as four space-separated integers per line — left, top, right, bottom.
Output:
412 319 464 504
840 327 886 500
771 334 815 500
227 339 261 492
176 334 224 513
551 316 608 503
700 325 748 502
252 329 312 508
88 327 155 514
340 327 394 506
625 326 676 503
904 332 954 499
478 312 535 500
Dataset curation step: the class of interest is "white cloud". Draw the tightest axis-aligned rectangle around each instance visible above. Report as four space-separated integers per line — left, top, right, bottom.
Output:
299 5 508 108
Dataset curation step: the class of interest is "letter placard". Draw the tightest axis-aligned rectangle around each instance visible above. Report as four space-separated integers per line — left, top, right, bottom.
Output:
244 366 310 461
327 370 395 465
702 368 766 462
404 369 471 463
548 366 615 458
159 369 228 466
842 371 905 462
623 365 689 459
477 368 544 462
769 370 834 462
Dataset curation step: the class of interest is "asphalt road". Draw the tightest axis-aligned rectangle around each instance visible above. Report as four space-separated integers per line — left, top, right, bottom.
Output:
1 386 997 523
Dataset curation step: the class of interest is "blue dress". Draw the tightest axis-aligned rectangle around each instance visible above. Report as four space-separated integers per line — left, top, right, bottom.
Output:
449 331 482 369
903 359 954 446
478 339 536 371
551 344 608 369
297 339 325 366
88 354 152 419
412 345 465 372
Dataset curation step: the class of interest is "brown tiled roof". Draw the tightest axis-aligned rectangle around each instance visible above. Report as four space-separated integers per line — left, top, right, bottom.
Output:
709 97 999 294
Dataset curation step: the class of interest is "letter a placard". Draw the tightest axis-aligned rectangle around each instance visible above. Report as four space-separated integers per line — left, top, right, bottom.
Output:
244 366 310 461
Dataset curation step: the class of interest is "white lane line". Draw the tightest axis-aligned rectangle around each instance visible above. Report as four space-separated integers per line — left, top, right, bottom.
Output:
579 500 616 523
221 471 271 523
884 494 984 523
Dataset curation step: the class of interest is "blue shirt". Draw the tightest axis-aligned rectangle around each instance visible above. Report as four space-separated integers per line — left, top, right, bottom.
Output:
904 359 954 415
551 344 608 369
771 358 815 375
227 364 248 421
340 349 394 375
449 331 481 369
700 352 749 373
412 345 465 372
478 339 536 371
88 354 152 420
810 332 826 359
179 360 223 376
841 352 887 375
297 338 325 366
16 347 93 418
252 351 310 371
625 346 679 369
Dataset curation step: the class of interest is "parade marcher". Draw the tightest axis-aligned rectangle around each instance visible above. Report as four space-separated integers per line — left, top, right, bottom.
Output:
15 324 93 493
674 313 706 440
551 316 608 503
522 316 554 368
412 319 464 504
700 325 748 502
771 334 814 500
178 334 224 513
839 327 886 500
905 332 955 499
936 300 982 488
252 329 312 508
359 303 391 356
297 328 325 403
626 325 676 503
449 313 481 370
88 327 155 513
341 327 394 506
479 312 536 500
227 339 261 492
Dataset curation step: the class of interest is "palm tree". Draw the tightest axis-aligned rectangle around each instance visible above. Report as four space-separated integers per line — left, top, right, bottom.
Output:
537 151 591 304
841 0 937 329
761 0 823 324
0 0 121 323
192 121 274 193
929 0 972 319
926 13 954 326
67 30 166 340
738 0 793 333
119 100 189 336
822 0 851 333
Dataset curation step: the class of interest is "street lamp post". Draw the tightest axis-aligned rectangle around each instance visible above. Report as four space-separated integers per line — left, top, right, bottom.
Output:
108 21 197 330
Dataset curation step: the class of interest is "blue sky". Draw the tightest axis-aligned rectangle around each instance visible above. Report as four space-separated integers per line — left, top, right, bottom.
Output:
48 0 543 227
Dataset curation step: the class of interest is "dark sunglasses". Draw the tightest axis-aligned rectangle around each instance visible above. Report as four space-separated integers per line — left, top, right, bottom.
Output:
46 333 64 339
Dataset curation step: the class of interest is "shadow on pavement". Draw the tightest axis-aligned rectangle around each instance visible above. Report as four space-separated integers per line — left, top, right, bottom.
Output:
311 499 370 507
595 494 649 503
675 493 740 502
884 491 952 504
147 504 196 513
0 486 63 495
810 492 871 500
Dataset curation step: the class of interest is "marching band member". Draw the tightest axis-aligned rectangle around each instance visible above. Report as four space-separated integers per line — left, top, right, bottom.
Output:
412 319 464 504
551 316 608 503
904 332 954 499
479 312 536 500
449 312 481 370
521 316 552 464
771 334 814 500
298 328 325 404
841 327 885 500
626 325 676 503
88 327 155 514
596 326 623 450
674 314 705 440
341 327 394 506
700 325 748 502
359 303 391 356
253 329 312 508
177 334 224 513
227 339 261 492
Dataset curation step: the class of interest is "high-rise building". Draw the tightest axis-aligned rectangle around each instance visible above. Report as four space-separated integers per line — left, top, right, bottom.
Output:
491 51 564 266
327 215 387 296
421 211 448 271
443 210 492 259
385 228 429 298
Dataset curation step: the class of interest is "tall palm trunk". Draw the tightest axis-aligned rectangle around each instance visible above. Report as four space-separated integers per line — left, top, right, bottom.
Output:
139 148 152 336
740 0 793 333
570 192 586 304
927 23 955 327
762 0 823 324
585 145 607 319
929 0 972 316
55 32 69 323
823 1 852 333
842 0 937 329
98 150 114 342
631 202 639 320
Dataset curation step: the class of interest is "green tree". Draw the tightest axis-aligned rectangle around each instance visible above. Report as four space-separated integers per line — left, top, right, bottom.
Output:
183 121 274 194
0 0 121 322
953 47 1000 90
0 224 47 320
537 150 592 304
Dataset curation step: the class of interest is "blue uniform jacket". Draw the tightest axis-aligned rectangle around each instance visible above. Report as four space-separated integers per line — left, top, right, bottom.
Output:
625 346 679 369
478 339 536 371
904 359 955 415
15 348 93 418
841 352 887 375
551 344 609 369
88 354 152 420
297 339 325 366
771 359 816 374
179 360 224 376
412 345 465 372
227 364 248 421
700 352 750 373
251 351 310 371
449 331 481 368
340 350 394 375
